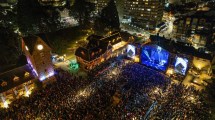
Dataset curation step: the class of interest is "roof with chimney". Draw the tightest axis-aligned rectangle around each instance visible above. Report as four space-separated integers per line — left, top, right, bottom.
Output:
174 10 215 25
75 32 122 61
0 64 36 93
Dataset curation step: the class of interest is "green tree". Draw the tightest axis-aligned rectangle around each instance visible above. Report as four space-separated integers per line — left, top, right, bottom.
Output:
94 0 120 34
70 0 95 26
0 26 22 65
17 0 61 34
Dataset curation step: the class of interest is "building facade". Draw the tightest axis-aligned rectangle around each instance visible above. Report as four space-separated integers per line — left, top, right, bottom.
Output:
38 0 67 7
86 0 110 13
124 0 165 29
0 36 55 108
75 32 127 71
22 36 56 83
173 10 215 47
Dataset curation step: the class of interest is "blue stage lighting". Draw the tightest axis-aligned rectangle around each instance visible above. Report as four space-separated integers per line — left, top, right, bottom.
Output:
141 45 169 71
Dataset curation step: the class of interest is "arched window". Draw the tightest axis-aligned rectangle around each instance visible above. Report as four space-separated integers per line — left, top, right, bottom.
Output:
25 72 30 77
1 81 7 87
13 76 19 82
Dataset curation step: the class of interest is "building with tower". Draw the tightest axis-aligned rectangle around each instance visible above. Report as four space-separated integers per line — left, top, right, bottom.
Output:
0 35 55 108
22 36 56 83
75 32 127 71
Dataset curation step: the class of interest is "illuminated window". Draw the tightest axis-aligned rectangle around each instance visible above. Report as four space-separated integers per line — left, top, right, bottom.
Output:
99 49 102 53
40 53 45 57
1 81 7 87
25 72 30 77
13 76 19 82
147 9 151 11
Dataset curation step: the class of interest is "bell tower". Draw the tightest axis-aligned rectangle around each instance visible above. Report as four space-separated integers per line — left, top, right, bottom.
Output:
22 36 56 84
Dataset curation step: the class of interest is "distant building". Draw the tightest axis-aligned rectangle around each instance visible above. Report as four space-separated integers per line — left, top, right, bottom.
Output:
75 32 127 70
38 0 67 7
149 35 214 77
86 0 110 13
22 36 55 83
180 0 201 4
0 0 17 10
0 35 55 108
173 10 215 47
124 0 165 29
168 0 201 4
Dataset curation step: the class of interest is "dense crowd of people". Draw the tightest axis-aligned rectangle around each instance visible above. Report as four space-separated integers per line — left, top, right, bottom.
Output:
0 58 212 119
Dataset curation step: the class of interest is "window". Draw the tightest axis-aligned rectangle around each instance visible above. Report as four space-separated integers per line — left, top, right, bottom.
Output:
40 53 45 58
25 72 30 77
1 81 7 87
13 76 19 82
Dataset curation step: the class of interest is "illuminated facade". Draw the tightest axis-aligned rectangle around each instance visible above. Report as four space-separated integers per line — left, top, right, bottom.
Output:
0 36 55 108
22 36 56 83
173 10 215 47
124 0 165 29
86 0 110 13
75 32 127 70
38 0 67 7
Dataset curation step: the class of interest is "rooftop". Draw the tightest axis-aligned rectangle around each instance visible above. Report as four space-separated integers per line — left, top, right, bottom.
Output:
149 35 214 61
0 64 36 93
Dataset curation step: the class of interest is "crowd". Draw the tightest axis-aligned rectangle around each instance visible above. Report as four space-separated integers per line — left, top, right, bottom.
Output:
0 69 91 119
0 58 212 119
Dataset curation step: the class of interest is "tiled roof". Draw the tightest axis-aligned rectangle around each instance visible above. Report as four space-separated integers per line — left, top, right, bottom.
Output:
0 64 36 93
0 55 28 73
75 32 122 61
23 36 38 54
75 42 110 61
100 32 122 45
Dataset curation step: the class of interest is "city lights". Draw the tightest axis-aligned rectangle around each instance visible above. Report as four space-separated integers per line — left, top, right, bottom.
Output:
3 101 8 108
25 91 31 97
39 71 55 81
0 0 214 119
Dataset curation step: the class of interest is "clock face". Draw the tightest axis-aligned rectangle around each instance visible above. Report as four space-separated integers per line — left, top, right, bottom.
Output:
37 44 43 50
